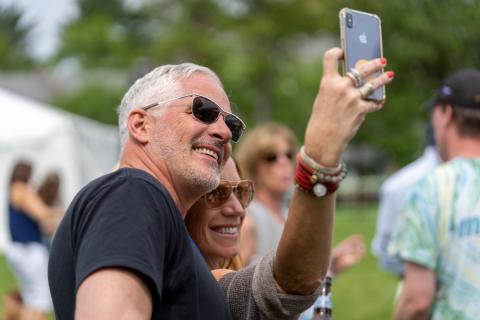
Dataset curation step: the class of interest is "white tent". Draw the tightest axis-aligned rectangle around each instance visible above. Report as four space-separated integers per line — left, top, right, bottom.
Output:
0 87 120 252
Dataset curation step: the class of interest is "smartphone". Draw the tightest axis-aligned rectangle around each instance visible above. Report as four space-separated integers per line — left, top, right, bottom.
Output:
339 8 384 101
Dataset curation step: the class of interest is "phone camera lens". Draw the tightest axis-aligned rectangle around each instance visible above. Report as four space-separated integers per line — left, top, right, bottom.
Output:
346 13 353 28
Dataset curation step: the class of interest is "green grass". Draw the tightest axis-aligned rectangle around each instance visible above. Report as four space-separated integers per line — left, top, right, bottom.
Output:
0 204 398 319
332 204 398 319
0 254 18 317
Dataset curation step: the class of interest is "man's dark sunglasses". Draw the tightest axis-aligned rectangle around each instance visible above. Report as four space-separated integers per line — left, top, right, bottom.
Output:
142 94 246 142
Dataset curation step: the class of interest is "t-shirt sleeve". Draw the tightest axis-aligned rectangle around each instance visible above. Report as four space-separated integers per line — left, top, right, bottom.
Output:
389 176 439 270
72 177 172 306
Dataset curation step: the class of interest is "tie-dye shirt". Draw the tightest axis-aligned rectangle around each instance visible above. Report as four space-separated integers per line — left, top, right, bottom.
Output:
389 158 480 319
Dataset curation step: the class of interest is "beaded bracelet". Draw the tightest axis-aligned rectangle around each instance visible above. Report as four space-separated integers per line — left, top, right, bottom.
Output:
294 150 347 197
299 146 342 174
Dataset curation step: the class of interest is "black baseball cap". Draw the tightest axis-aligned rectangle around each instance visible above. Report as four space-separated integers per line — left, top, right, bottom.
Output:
423 68 480 110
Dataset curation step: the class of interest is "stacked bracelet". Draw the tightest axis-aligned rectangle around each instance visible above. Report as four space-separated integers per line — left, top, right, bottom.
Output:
294 147 347 197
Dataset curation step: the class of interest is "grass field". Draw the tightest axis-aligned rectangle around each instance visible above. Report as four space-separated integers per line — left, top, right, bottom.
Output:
0 204 398 319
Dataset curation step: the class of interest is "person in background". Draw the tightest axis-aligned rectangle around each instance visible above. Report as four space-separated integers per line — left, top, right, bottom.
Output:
48 50 393 319
37 172 61 208
4 161 57 320
37 171 63 247
389 69 480 319
372 122 441 277
236 122 366 275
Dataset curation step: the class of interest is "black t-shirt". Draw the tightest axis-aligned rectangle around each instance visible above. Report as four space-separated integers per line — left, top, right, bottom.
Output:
48 168 232 320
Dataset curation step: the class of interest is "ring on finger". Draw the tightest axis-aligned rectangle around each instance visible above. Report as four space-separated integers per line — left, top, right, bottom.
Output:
359 82 376 99
345 72 359 87
349 68 363 87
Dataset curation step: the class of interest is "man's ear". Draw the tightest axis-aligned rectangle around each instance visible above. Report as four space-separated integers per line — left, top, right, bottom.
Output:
444 104 455 128
127 109 150 144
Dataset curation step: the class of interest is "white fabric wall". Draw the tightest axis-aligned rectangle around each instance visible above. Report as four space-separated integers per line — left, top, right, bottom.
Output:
0 88 119 252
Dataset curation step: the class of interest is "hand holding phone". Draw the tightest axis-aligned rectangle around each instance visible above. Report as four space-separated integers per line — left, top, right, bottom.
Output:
339 8 385 101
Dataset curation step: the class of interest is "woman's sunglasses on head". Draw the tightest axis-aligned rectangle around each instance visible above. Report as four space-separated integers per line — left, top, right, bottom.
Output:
204 180 254 209
141 94 246 142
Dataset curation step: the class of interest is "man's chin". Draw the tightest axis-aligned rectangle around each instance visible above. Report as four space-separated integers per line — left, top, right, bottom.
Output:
191 168 220 192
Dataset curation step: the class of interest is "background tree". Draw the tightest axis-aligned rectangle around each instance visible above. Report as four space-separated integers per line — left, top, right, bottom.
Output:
55 0 151 68
52 0 480 166
0 5 35 70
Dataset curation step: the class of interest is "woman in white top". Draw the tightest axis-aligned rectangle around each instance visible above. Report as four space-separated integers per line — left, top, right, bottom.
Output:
236 122 365 274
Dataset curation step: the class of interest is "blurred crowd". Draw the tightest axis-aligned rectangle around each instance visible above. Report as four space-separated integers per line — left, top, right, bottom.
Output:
2 53 479 320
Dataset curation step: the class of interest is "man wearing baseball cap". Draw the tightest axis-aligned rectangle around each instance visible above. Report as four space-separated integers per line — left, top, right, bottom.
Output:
389 69 480 319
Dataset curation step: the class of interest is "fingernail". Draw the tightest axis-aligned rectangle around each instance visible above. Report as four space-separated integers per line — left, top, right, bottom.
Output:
387 71 395 78
381 58 387 65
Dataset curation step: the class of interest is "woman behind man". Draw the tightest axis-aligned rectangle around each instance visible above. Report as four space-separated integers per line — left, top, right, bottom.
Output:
186 152 364 319
185 158 253 271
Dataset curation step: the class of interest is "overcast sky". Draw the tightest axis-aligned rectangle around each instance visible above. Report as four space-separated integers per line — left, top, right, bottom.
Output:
0 0 78 61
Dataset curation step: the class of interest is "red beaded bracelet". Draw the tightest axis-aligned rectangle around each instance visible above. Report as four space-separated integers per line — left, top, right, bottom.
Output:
294 152 347 197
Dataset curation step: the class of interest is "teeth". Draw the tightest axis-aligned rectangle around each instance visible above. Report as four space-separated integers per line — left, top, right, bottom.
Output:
217 227 238 235
194 147 218 161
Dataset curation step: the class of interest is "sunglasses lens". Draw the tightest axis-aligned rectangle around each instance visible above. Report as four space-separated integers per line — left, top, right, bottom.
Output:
286 151 295 161
264 150 295 163
264 154 277 163
234 181 253 208
224 114 244 142
205 182 232 208
192 97 220 124
192 97 245 143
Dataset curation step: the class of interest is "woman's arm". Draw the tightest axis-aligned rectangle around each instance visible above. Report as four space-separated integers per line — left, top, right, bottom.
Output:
274 48 392 294
10 182 58 235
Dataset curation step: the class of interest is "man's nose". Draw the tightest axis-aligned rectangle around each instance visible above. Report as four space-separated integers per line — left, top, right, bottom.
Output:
208 115 232 143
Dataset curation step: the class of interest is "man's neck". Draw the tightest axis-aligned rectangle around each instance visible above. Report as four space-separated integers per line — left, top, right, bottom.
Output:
446 134 480 161
119 143 199 217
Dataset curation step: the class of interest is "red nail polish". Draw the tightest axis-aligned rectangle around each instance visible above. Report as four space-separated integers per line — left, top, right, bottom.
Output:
381 58 387 65
387 71 395 78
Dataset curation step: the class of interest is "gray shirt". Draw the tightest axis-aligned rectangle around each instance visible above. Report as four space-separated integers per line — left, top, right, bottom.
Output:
220 252 320 319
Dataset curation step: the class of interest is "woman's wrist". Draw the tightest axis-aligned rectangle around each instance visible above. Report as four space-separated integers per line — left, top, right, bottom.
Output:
302 143 343 168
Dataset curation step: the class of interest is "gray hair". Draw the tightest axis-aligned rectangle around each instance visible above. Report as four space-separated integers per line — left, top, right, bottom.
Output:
117 63 223 146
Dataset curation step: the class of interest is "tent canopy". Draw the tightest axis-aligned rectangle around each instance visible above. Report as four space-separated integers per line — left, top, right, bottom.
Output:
0 87 120 252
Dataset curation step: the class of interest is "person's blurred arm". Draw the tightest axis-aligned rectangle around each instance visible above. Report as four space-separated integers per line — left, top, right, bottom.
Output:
372 186 406 276
10 182 57 235
394 262 435 320
330 234 365 276
274 48 393 294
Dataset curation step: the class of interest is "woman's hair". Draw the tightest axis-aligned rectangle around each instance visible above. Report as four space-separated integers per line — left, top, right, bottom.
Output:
235 122 298 181
10 161 32 185
117 63 223 147
38 172 61 206
220 255 243 271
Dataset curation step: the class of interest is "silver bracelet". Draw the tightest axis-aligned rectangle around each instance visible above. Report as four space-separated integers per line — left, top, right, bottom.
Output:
299 146 342 174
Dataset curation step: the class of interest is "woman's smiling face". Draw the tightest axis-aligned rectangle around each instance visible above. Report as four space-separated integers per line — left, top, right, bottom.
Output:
186 158 246 269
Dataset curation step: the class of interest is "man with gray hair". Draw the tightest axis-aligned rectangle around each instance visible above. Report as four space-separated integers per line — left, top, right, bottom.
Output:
49 48 393 319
